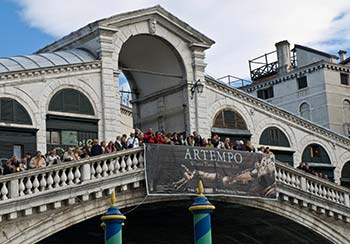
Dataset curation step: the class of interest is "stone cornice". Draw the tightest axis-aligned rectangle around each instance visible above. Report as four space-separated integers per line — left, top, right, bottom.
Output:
121 104 133 116
242 61 350 92
205 76 350 147
0 61 101 83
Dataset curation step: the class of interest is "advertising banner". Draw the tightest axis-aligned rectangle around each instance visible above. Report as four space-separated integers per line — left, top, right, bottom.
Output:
145 144 276 199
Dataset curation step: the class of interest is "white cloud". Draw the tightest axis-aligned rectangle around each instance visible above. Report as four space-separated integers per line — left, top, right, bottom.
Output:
15 0 350 79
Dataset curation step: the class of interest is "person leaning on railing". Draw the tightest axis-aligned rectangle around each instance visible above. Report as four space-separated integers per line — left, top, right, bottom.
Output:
29 151 46 169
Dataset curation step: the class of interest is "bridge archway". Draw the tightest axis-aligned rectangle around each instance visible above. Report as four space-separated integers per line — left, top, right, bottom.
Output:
117 33 188 134
259 126 294 165
23 194 345 244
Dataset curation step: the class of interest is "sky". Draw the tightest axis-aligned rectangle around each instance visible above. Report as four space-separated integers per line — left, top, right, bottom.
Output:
1 0 350 80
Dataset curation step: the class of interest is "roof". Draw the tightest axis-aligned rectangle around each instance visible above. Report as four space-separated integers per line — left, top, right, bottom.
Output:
37 5 215 53
293 44 338 59
340 56 350 65
0 49 96 73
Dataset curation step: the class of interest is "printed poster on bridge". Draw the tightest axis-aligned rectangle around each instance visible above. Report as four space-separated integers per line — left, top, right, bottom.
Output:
145 144 277 199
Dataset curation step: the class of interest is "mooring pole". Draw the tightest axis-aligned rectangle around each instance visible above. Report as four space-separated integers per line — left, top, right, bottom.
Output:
101 191 126 244
189 180 215 244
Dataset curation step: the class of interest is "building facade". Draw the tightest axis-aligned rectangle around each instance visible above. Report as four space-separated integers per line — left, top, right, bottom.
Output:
243 41 350 138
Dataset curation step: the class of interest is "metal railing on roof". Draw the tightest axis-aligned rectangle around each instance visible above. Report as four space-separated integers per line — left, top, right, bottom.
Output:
217 75 252 88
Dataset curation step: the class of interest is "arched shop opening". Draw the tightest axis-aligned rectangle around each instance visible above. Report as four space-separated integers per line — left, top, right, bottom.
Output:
118 34 187 133
259 127 294 165
0 98 36 160
302 144 334 181
211 108 251 142
341 161 350 187
46 89 98 152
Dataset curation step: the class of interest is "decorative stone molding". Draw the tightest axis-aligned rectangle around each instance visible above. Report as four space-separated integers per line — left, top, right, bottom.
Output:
0 62 101 83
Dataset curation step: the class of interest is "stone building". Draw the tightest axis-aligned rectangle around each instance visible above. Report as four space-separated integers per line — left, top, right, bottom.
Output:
242 41 350 138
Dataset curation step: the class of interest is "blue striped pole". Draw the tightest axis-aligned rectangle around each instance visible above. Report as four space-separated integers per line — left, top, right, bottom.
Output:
189 180 215 244
101 191 126 244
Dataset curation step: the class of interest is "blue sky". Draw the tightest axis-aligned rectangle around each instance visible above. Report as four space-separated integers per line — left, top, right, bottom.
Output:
0 0 55 57
1 0 350 80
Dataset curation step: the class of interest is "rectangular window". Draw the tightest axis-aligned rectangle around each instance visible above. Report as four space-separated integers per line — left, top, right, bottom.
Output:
47 130 61 145
257 86 274 100
340 73 349 85
61 130 78 145
13 145 23 159
297 76 308 89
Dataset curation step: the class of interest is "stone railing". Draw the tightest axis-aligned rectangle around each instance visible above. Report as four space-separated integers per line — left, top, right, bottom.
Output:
0 147 144 221
0 147 349 222
275 161 350 221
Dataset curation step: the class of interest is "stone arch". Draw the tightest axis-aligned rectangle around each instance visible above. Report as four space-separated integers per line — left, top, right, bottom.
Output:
112 23 193 82
0 91 38 128
12 194 346 244
208 99 255 136
297 135 336 166
40 79 101 118
255 119 297 149
334 151 350 184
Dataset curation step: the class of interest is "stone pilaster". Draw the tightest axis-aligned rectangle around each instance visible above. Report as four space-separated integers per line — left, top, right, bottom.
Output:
98 26 120 141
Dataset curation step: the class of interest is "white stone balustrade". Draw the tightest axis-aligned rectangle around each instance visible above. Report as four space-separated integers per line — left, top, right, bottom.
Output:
0 147 144 221
0 147 349 224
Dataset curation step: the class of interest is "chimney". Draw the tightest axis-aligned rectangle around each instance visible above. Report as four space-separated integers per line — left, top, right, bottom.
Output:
275 40 291 74
338 50 347 62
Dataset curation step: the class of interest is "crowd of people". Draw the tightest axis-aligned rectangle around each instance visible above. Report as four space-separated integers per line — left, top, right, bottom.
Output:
297 162 329 181
0 128 329 182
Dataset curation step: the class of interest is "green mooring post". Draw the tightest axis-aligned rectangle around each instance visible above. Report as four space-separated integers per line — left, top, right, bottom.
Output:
101 191 126 244
189 180 216 244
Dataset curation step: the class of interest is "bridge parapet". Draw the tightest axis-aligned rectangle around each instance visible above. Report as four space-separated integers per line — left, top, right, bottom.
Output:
276 161 350 222
0 147 349 228
0 147 144 221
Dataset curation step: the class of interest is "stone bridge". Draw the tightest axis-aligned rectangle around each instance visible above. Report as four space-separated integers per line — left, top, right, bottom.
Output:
0 147 349 244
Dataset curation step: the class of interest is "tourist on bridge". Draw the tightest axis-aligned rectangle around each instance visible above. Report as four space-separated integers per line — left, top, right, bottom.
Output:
29 151 46 169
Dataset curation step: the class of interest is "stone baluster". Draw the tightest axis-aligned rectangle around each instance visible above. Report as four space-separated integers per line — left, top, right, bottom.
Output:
33 175 40 193
138 153 144 168
54 171 61 188
126 155 132 171
95 161 102 178
40 174 47 191
61 170 68 186
120 156 126 173
19 178 25 196
1 182 9 200
102 160 108 177
47 173 54 189
344 192 350 207
114 157 121 173
108 158 115 175
74 166 81 184
91 163 96 179
25 178 33 194
132 154 138 169
67 168 74 185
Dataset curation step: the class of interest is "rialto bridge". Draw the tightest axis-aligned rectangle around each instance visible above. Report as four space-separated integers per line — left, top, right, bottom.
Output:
0 5 349 244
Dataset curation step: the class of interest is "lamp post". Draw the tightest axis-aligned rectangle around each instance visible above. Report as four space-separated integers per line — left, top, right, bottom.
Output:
189 79 204 135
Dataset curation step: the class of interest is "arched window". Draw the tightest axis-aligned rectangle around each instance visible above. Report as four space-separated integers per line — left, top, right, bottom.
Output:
302 143 334 180
343 99 350 122
259 127 290 147
0 98 32 125
49 89 94 115
300 102 310 120
213 109 247 130
302 144 331 164
341 161 350 187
